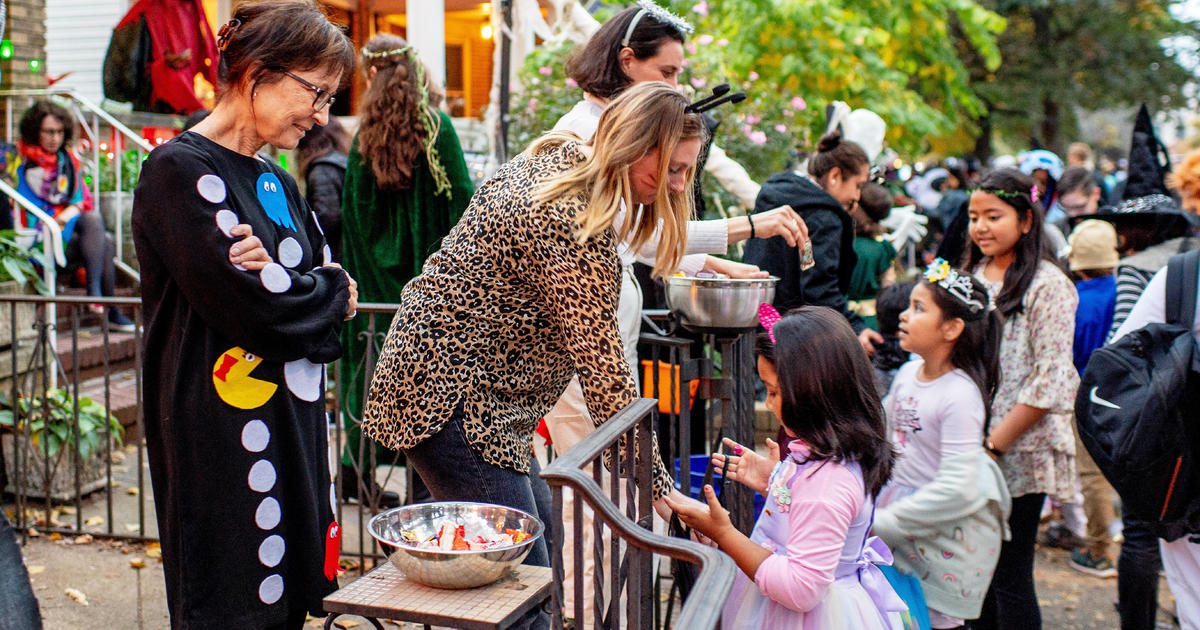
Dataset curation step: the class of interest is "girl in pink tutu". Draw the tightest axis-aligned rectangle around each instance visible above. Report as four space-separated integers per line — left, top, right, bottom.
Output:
668 305 913 629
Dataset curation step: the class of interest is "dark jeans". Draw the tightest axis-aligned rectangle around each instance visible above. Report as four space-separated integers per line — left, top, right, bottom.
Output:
0 512 42 629
970 493 1046 630
405 411 552 630
1118 517 1162 630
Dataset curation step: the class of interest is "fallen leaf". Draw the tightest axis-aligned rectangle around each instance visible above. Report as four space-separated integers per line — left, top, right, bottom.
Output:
125 524 140 533
74 534 93 545
26 565 44 575
146 543 161 559
84 516 104 527
108 480 122 488
58 506 76 516
27 528 40 538
129 559 146 569
337 558 360 571
64 588 88 606
48 533 62 541
125 488 138 496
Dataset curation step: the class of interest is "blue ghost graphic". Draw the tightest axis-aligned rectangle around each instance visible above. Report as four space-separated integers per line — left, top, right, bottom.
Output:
256 173 296 231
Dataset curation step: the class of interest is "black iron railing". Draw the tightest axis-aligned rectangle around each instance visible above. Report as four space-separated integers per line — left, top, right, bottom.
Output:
540 397 736 630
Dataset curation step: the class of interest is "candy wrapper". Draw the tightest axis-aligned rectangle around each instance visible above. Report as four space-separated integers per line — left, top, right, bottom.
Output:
400 519 532 551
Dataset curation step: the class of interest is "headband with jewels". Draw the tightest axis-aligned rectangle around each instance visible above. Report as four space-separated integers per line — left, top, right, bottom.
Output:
923 258 986 314
622 0 694 48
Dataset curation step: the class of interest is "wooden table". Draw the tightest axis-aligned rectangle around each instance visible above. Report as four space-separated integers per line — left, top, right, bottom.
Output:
323 562 552 630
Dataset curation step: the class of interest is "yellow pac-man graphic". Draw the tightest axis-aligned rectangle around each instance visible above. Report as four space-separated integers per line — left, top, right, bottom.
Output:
212 347 277 410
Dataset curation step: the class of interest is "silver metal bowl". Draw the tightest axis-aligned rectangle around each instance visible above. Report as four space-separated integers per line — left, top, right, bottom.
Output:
664 275 778 332
367 502 544 589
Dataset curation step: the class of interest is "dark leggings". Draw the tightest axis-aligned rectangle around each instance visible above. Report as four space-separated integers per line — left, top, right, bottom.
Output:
970 493 1046 630
64 211 115 297
1118 517 1163 630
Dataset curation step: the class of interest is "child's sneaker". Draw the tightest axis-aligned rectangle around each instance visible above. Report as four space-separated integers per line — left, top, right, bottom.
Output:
107 309 137 333
1069 548 1117 578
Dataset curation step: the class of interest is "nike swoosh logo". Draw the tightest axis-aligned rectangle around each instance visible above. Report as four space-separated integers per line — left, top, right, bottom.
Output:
1090 387 1120 410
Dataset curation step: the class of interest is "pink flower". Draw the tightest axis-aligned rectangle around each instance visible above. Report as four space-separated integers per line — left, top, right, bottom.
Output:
749 131 768 145
538 66 552 76
692 1 708 15
527 98 539 111
741 124 752 134
718 38 729 46
748 71 759 81
775 124 787 133
790 96 807 111
691 77 706 88
686 42 697 55
783 109 793 117
698 34 714 45
565 77 578 87
746 115 761 124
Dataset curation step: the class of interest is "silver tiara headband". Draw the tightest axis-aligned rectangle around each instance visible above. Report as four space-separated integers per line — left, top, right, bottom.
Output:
622 0 694 48
924 258 986 315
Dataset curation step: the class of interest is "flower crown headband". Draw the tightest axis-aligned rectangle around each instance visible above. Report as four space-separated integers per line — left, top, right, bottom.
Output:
622 0 694 48
924 258 986 314
360 44 452 199
973 186 1042 205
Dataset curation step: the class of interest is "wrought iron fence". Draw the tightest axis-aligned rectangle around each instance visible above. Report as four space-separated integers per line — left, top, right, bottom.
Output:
540 397 736 630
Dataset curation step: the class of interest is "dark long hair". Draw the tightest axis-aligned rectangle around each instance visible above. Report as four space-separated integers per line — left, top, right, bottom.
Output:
962 168 1054 318
566 5 688 100
808 130 869 184
770 307 895 497
921 276 1004 431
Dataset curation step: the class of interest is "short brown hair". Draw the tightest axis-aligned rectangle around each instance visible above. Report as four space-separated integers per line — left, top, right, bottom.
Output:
218 0 355 101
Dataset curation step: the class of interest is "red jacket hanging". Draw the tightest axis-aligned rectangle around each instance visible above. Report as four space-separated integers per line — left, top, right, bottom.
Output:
111 0 218 114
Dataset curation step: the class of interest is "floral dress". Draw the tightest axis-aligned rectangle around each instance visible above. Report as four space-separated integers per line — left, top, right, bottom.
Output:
975 259 1079 501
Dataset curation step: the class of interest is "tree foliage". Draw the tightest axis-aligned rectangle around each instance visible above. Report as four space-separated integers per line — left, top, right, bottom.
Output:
963 0 1200 156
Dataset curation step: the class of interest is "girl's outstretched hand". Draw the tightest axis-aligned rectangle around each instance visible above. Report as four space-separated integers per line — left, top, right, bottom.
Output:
665 484 732 543
711 437 779 495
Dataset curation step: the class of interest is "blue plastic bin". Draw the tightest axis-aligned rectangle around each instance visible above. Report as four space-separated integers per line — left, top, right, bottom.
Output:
674 454 765 518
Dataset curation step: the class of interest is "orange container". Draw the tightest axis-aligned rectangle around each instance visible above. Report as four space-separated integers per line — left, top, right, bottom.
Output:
641 360 699 415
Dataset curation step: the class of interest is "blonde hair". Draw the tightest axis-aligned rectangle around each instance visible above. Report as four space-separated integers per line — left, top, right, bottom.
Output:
1168 149 1200 214
529 82 706 277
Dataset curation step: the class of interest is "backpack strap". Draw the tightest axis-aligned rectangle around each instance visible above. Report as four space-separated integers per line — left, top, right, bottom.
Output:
1166 249 1200 327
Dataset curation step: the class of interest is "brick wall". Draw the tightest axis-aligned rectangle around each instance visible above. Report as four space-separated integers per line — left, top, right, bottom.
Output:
4 0 47 91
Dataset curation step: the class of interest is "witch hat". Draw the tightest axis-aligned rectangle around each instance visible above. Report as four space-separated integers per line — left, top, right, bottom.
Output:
1123 103 1172 201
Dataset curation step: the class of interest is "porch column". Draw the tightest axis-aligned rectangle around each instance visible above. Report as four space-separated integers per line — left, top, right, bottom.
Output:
406 0 446 85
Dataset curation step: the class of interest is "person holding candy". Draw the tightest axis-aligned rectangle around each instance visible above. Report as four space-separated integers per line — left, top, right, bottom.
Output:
668 306 912 629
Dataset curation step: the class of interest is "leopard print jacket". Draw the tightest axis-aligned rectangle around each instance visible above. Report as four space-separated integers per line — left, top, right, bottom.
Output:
361 140 672 498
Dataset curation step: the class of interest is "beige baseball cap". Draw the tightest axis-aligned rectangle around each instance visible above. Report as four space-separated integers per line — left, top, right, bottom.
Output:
1067 219 1119 272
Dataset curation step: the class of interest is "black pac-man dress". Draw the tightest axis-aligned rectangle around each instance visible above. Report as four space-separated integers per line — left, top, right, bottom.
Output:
133 131 350 628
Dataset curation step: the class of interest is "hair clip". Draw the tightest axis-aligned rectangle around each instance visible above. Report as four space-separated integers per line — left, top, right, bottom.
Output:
923 257 985 314
758 303 781 343
362 46 412 59
1030 186 1040 204
217 18 242 52
685 84 746 114
621 0 694 48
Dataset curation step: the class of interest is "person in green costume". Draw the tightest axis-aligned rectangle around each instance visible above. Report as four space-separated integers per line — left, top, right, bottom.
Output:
847 182 898 332
339 33 473 506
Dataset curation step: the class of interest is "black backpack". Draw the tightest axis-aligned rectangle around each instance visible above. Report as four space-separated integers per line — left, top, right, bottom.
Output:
1076 249 1200 541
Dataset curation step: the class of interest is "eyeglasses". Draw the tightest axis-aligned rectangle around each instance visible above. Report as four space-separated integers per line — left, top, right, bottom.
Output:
283 71 335 112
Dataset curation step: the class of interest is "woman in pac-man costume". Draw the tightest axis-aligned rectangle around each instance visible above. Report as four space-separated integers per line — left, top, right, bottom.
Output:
131 2 357 628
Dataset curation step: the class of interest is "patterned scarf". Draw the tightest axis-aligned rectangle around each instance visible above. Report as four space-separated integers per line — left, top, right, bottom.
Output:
17 140 78 208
